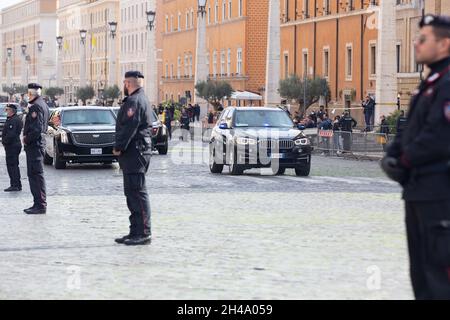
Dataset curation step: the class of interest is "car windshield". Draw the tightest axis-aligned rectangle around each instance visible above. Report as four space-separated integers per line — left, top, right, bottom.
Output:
234 109 294 128
0 106 6 117
62 109 116 126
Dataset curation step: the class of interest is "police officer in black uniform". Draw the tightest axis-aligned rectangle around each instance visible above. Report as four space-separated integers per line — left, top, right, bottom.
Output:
23 83 49 215
2 104 23 192
381 14 450 299
114 71 153 246
396 110 408 134
339 111 357 152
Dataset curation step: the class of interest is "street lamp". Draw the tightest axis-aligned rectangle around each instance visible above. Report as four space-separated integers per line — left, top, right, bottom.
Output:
37 41 43 52
79 29 87 44
56 36 63 50
7 47 12 57
79 30 87 88
198 0 207 16
21 44 27 55
146 11 156 30
108 22 117 39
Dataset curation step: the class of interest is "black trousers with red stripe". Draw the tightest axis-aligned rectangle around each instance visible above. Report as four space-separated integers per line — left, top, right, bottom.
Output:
25 146 46 209
123 172 151 237
406 200 450 299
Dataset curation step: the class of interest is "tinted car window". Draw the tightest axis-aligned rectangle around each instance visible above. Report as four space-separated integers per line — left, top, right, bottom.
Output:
234 110 294 128
62 110 116 126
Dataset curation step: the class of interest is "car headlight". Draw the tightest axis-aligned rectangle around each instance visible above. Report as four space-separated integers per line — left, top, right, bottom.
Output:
294 138 310 146
60 131 69 144
236 137 257 145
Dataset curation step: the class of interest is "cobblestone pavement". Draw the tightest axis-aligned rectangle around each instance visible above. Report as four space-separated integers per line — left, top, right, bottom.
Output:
0 140 412 299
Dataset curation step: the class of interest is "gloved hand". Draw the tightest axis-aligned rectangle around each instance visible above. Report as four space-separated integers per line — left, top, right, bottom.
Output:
380 156 409 184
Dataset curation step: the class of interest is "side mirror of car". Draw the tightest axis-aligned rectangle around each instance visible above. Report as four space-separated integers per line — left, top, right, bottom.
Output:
219 122 229 129
297 124 306 130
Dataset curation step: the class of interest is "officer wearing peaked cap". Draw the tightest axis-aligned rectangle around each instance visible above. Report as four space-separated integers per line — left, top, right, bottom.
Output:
381 15 450 299
23 83 49 215
113 71 153 246
2 103 23 192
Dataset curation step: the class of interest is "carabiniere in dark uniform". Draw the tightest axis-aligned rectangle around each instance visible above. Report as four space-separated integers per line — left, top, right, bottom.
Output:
23 83 49 215
382 14 450 299
2 104 23 192
114 71 153 246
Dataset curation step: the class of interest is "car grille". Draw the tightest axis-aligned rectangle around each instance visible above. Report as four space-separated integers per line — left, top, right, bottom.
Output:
72 132 115 146
258 139 294 150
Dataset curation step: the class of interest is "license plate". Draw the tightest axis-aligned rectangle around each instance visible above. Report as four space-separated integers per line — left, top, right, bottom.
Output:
271 153 284 159
91 148 102 155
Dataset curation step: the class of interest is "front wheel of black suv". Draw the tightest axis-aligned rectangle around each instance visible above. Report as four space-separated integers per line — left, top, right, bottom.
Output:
229 147 243 175
54 143 66 169
44 151 53 165
295 162 311 176
209 147 224 174
272 167 286 175
157 138 169 155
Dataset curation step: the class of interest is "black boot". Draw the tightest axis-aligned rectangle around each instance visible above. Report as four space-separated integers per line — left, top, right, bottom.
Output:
124 236 151 246
114 235 131 244
4 186 21 192
24 207 46 215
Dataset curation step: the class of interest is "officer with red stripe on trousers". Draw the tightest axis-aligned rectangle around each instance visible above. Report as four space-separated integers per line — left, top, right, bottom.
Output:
113 71 153 246
381 14 450 299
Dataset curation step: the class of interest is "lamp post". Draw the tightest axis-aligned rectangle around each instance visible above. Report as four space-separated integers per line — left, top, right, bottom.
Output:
146 10 157 105
37 41 43 85
264 0 281 106
20 44 27 85
108 22 118 88
79 29 87 88
6 47 12 87
194 0 208 118
56 36 63 88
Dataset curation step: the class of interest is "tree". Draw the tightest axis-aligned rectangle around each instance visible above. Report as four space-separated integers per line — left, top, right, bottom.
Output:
44 87 64 101
103 85 121 106
279 75 331 116
195 80 233 110
75 86 95 105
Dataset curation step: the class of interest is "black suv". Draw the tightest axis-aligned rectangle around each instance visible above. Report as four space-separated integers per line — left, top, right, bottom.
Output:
111 106 168 155
44 106 118 169
209 107 312 175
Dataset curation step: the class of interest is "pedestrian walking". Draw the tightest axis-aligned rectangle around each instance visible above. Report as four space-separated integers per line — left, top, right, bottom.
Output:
22 83 49 214
381 14 450 299
2 104 23 192
164 108 172 140
379 115 390 152
179 108 190 141
332 115 342 155
113 71 153 246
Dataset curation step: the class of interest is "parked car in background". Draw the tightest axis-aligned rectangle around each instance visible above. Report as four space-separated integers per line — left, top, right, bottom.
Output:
44 106 118 169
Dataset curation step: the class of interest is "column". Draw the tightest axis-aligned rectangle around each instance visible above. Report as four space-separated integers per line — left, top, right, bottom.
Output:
264 0 281 106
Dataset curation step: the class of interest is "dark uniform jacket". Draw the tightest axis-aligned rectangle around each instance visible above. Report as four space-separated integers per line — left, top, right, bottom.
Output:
1 113 23 147
339 116 357 132
115 87 153 174
23 96 49 150
387 57 450 201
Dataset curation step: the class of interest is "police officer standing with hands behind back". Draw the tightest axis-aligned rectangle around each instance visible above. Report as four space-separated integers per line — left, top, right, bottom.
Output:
381 15 450 299
23 83 49 215
114 71 153 246
2 104 23 192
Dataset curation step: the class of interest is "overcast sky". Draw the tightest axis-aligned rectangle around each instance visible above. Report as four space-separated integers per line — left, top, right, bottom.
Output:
0 0 23 11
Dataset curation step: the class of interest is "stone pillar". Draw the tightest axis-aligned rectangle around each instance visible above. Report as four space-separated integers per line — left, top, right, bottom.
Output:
7 54 12 88
375 0 397 124
264 0 281 107
194 8 208 118
21 52 27 85
37 49 43 85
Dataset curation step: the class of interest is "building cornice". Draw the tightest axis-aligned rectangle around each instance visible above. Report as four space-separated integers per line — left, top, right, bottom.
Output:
281 8 378 28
